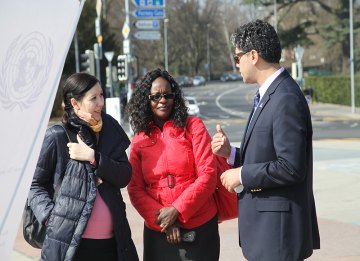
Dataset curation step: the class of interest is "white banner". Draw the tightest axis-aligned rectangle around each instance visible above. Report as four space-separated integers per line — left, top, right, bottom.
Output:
0 1 85 260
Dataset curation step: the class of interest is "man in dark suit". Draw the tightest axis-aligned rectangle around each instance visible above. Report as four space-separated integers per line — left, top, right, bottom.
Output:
211 20 320 261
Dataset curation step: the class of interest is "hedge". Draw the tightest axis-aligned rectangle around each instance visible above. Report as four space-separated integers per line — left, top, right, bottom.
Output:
304 75 360 107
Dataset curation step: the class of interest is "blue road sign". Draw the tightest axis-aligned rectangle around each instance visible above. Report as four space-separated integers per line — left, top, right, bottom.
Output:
132 0 165 8
133 9 164 19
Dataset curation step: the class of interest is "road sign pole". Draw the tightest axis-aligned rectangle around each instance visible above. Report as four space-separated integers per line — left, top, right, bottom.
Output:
164 18 168 71
105 51 114 97
94 43 101 82
125 0 133 136
349 0 355 113
74 29 80 73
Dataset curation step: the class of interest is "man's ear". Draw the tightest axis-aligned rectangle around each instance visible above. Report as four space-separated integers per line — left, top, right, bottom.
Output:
250 50 259 64
70 98 79 110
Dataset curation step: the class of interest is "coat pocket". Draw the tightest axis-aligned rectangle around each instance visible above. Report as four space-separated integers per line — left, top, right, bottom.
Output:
256 200 290 212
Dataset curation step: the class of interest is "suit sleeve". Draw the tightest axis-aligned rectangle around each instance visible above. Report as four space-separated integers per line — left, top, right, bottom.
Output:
241 93 310 188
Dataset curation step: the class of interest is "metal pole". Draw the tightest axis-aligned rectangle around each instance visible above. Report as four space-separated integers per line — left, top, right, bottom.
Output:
274 0 277 32
222 19 236 72
109 61 114 97
349 0 355 113
164 18 169 71
125 0 132 102
94 43 101 82
125 0 133 135
207 24 211 81
74 29 80 73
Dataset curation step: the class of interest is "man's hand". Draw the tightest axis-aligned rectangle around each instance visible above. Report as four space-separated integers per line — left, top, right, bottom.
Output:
211 124 231 158
220 168 242 192
67 134 95 162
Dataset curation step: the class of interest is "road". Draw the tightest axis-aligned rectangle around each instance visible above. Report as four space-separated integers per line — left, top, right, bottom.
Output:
183 81 360 141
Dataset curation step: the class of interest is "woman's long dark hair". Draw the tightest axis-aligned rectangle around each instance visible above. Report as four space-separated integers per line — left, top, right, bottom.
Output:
126 68 188 136
62 72 100 125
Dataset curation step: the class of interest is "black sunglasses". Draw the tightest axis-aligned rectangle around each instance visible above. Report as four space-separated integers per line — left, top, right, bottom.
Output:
233 51 247 64
148 93 175 102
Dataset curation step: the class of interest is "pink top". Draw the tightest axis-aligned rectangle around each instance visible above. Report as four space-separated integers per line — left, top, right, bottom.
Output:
82 190 114 239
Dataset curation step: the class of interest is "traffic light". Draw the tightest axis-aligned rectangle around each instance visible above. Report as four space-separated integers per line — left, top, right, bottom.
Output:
80 50 95 76
117 55 128 81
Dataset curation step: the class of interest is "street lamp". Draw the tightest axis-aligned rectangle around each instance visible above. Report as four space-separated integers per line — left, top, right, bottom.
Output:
207 23 211 81
349 0 355 113
273 0 277 32
164 18 169 71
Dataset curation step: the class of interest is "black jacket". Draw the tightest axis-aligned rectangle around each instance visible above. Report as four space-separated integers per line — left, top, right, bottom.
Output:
29 113 139 261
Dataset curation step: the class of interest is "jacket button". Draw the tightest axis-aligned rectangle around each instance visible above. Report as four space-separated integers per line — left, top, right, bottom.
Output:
251 188 262 192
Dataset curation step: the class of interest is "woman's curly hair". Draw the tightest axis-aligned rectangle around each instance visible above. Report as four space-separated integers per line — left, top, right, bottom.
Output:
126 68 188 135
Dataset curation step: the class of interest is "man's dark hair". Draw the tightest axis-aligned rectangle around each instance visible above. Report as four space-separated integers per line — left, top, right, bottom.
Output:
231 19 281 63
126 68 188 136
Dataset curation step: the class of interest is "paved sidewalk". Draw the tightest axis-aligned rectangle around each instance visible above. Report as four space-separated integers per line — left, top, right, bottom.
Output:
309 102 360 122
10 102 360 261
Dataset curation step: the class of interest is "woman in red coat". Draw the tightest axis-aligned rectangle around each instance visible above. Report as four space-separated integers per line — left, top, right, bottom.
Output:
127 68 219 260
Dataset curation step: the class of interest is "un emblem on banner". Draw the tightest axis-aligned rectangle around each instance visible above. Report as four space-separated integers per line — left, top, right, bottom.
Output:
0 32 53 111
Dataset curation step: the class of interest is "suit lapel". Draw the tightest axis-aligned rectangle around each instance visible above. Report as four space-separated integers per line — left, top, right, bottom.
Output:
240 70 290 161
239 107 254 164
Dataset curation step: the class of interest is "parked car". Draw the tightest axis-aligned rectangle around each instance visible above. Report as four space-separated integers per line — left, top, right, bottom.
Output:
192 75 206 86
176 75 193 87
229 72 242 81
185 96 200 117
220 73 232 82
220 72 242 82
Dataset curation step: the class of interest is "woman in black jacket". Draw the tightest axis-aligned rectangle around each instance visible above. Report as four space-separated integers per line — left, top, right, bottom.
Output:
29 72 139 261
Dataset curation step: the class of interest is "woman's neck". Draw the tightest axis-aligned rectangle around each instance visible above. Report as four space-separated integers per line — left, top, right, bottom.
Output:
153 118 167 131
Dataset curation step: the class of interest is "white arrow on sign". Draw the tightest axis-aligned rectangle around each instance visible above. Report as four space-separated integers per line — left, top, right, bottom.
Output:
134 30 161 40
135 20 160 30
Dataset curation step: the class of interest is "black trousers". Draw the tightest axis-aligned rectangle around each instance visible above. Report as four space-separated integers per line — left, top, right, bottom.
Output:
143 215 220 261
73 238 117 261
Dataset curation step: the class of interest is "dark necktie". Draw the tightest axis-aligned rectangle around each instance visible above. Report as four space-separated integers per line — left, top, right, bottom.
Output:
244 89 260 135
253 89 260 111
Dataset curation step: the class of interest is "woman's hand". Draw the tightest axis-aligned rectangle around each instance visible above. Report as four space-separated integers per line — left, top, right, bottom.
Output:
67 134 95 162
164 224 181 244
95 177 103 187
155 206 180 232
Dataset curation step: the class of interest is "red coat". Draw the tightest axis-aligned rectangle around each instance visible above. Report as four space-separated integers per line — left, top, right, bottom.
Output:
128 116 217 231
